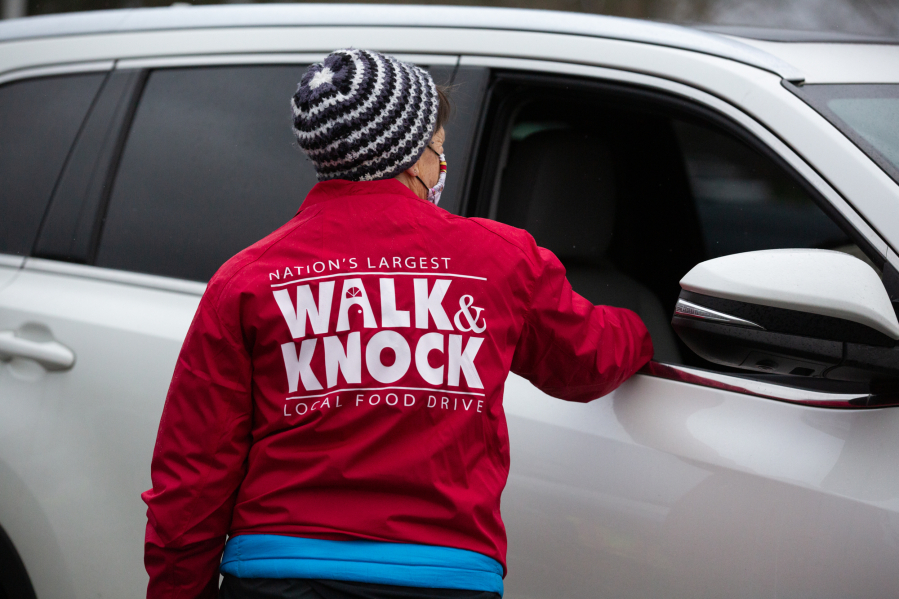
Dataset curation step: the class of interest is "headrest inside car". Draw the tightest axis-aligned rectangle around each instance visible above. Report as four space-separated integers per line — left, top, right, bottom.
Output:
498 128 617 264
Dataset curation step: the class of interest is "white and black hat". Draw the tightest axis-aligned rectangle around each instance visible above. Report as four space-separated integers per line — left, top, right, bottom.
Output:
292 48 439 182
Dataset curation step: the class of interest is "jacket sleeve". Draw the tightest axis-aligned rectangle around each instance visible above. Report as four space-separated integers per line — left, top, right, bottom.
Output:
510 243 654 402
142 293 253 598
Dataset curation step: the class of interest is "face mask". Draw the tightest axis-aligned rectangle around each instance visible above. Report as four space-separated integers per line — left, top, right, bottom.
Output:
416 146 447 206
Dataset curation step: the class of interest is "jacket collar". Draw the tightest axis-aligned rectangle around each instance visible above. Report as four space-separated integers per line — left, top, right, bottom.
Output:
300 178 423 212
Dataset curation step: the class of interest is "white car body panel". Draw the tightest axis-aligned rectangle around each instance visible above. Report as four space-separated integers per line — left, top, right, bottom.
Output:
0 5 804 79
502 373 899 598
1 6 898 598
731 39 899 84
0 262 200 598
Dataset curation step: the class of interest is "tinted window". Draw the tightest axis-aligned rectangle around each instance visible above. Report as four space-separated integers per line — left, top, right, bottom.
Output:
97 66 317 282
673 120 847 259
0 73 106 255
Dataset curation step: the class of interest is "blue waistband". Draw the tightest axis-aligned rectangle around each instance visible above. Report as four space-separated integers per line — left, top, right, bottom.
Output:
220 535 504 596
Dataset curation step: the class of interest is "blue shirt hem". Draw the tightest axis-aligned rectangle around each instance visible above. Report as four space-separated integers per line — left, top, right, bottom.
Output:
220 535 504 596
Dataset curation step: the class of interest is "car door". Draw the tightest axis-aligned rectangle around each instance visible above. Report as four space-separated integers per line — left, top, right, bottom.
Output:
1 62 319 599
0 55 485 599
459 60 899 598
0 59 321 599
0 66 112 599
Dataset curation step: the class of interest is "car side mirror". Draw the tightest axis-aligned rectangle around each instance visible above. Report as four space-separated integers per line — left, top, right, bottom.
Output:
671 249 899 382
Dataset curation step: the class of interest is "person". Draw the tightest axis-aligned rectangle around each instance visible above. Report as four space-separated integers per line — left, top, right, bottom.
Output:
142 48 653 599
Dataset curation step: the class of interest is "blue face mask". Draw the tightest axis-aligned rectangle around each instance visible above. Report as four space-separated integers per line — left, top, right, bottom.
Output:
416 146 447 206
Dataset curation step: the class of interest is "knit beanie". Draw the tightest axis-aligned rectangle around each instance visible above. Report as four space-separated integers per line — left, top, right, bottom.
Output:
291 48 439 182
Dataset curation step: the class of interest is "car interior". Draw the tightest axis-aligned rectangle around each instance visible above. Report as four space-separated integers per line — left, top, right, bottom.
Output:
473 78 862 367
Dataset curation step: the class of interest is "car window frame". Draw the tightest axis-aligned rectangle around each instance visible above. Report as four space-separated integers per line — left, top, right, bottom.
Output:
0 61 114 88
26 54 487 290
460 55 897 403
466 69 884 271
102 55 475 281
460 56 890 265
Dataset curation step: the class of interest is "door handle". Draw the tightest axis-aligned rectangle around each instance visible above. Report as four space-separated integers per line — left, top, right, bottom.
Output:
0 330 75 371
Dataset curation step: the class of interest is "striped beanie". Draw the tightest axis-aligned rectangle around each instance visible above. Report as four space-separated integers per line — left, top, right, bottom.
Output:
292 48 439 182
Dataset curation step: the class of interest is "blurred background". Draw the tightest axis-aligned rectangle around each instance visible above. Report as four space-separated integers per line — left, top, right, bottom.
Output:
2 0 898 39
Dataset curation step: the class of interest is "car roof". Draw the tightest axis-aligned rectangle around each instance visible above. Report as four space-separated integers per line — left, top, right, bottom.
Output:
700 25 899 44
0 3 807 80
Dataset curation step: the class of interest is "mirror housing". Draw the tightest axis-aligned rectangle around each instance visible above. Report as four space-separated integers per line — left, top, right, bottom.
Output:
672 249 899 382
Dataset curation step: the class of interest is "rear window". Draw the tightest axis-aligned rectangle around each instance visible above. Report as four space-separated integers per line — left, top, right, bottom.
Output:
0 72 106 256
96 65 318 282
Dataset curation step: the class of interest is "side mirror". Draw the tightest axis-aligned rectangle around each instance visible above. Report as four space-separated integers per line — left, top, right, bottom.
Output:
672 249 899 382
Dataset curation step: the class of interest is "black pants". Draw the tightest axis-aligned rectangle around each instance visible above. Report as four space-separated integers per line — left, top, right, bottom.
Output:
219 575 502 599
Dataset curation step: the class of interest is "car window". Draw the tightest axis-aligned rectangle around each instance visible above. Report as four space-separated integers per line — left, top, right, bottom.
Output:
0 72 106 256
476 78 865 368
96 63 473 283
673 120 849 260
95 65 317 282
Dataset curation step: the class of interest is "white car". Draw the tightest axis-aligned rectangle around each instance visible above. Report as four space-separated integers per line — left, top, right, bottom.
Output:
1 5 898 598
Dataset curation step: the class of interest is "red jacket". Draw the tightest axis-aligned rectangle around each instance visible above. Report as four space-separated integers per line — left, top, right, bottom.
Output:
143 178 653 598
